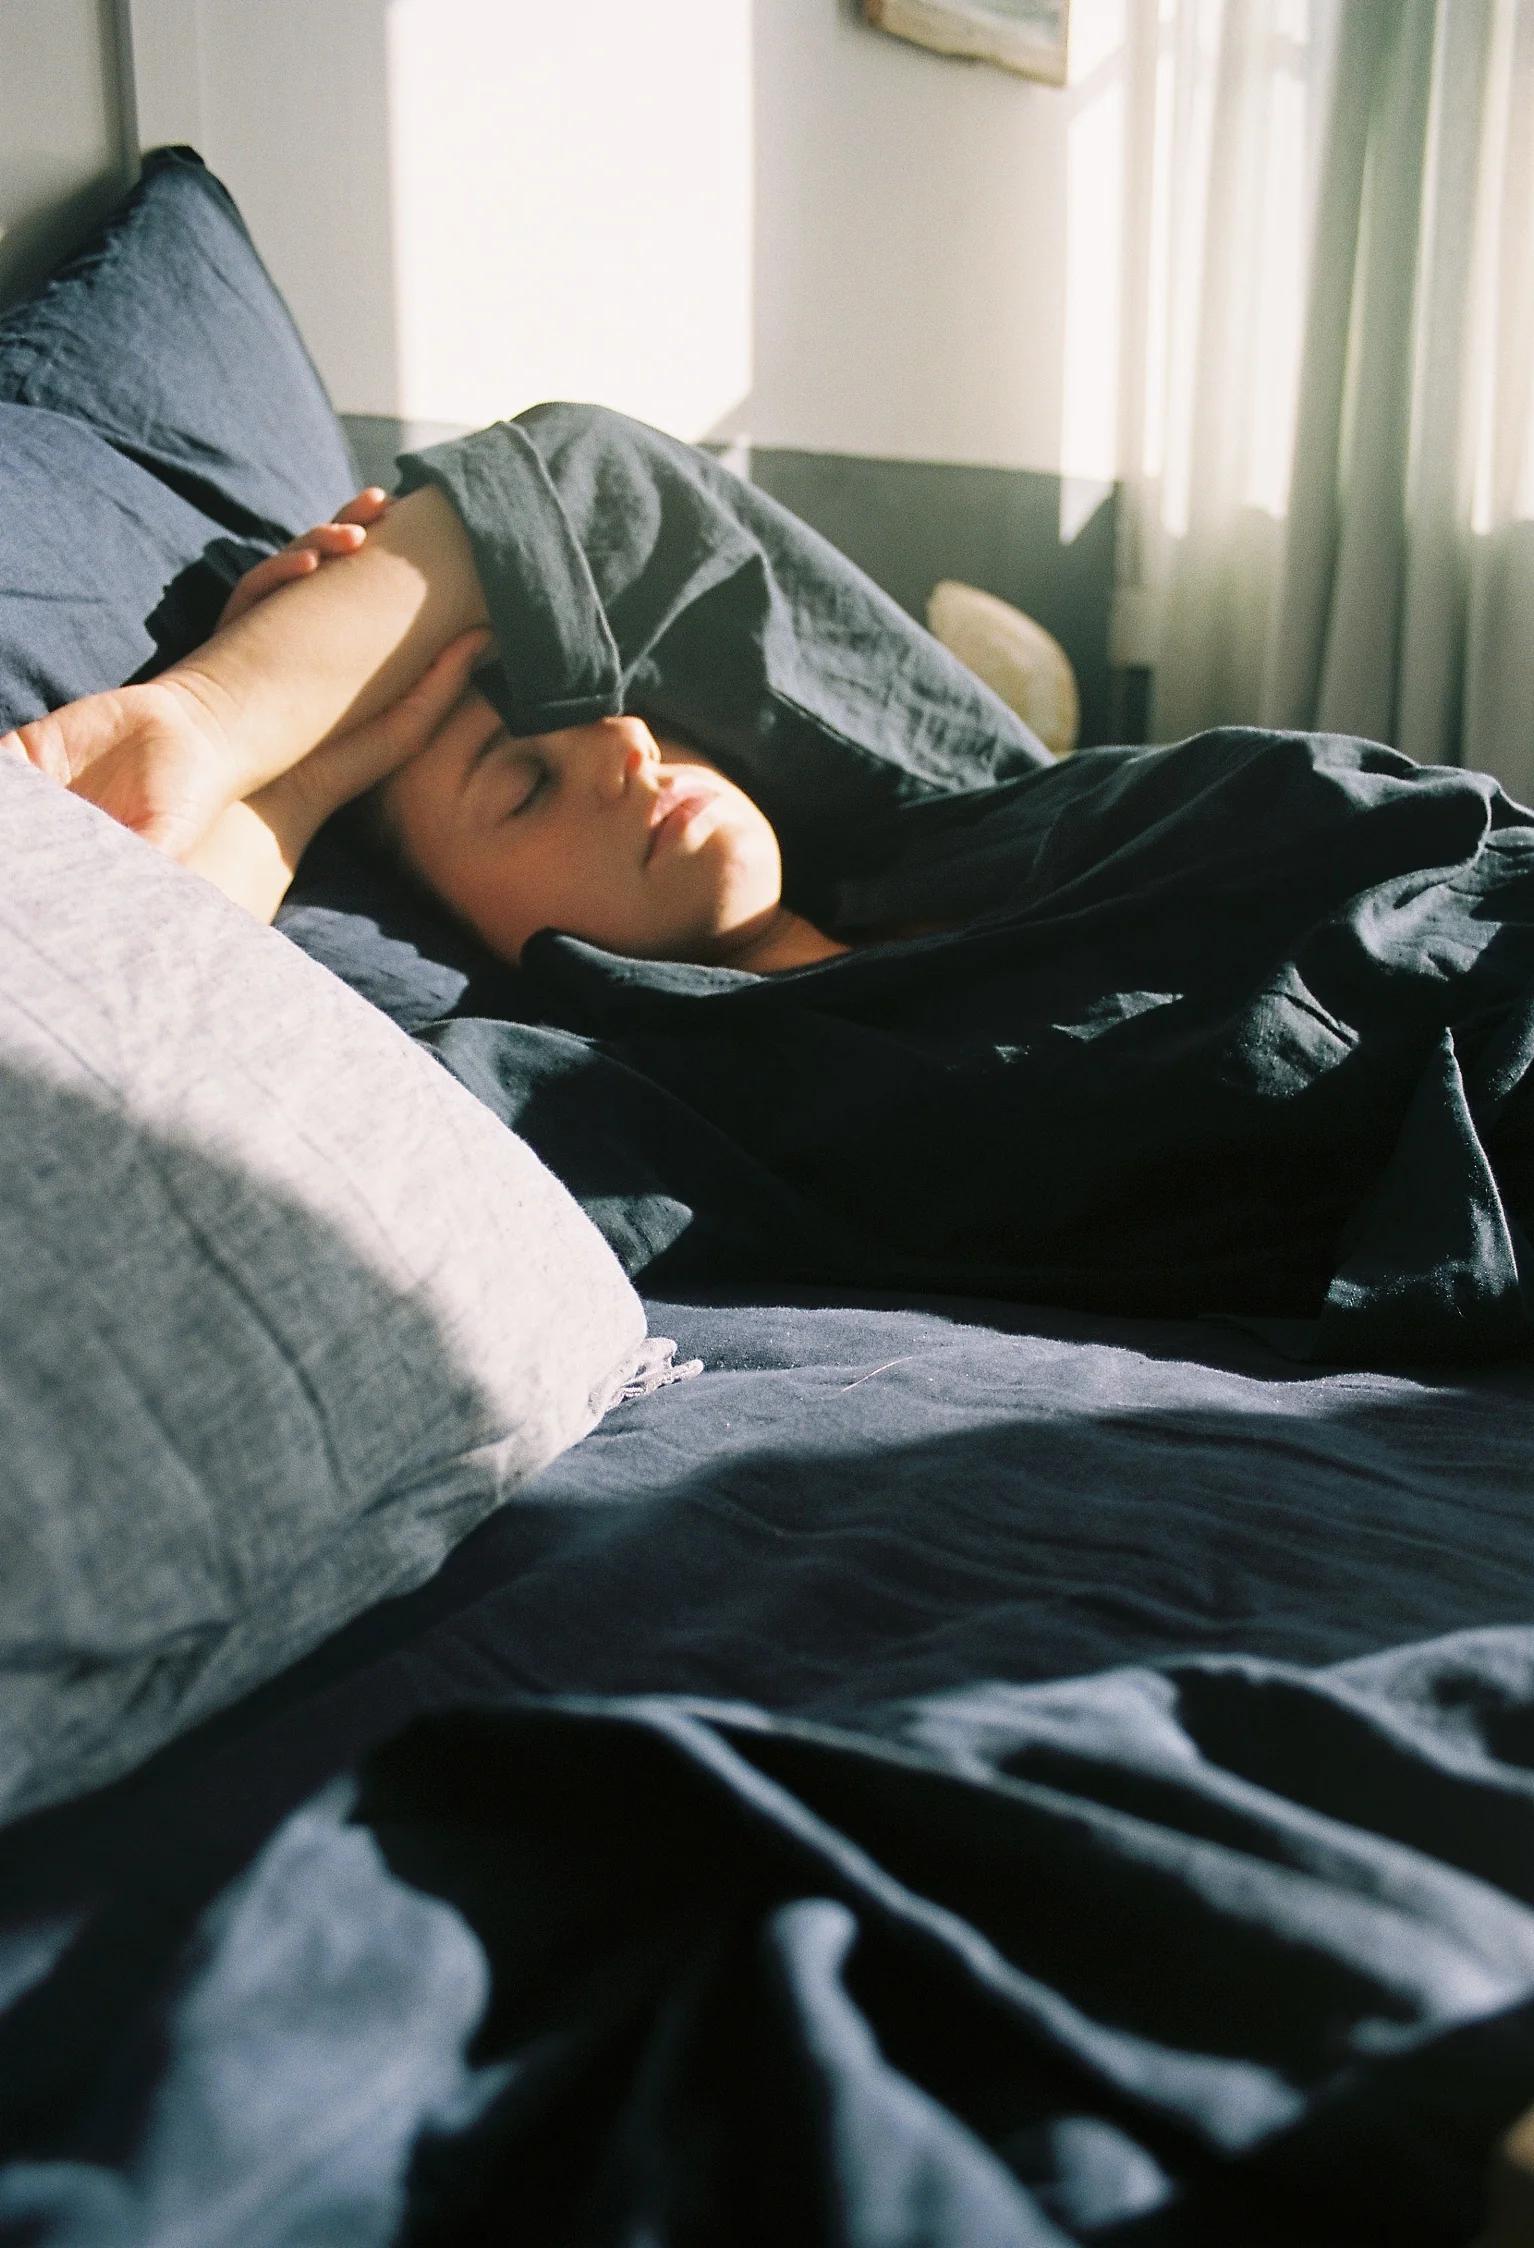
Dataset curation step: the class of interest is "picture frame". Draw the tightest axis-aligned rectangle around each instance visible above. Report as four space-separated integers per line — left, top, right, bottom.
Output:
861 0 1071 87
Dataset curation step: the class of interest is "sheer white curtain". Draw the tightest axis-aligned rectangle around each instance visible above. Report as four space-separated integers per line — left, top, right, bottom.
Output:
1117 0 1534 795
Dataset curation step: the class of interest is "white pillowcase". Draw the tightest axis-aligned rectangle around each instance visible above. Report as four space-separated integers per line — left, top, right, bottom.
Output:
0 761 648 1823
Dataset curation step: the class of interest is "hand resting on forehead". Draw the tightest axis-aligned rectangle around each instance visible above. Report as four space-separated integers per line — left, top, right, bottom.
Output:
0 478 851 976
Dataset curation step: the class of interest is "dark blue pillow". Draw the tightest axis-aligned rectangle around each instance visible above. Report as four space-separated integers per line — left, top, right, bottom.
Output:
0 404 241 726
0 146 356 728
0 145 479 1025
0 145 355 541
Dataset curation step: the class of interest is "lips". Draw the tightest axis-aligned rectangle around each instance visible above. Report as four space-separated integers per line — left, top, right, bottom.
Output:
645 786 714 863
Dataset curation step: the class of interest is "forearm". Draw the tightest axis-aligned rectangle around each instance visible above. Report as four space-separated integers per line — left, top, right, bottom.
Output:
165 484 488 802
181 781 322 925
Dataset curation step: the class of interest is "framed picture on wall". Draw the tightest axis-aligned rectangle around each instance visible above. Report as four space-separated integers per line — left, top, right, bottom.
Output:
861 0 1070 86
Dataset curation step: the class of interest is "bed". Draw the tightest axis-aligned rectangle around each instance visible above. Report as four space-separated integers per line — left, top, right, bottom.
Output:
2 148 1534 2248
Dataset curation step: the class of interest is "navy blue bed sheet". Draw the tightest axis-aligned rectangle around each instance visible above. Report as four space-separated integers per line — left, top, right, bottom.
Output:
2 1290 1533 2246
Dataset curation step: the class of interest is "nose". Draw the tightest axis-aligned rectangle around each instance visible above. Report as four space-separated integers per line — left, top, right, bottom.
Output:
593 717 658 799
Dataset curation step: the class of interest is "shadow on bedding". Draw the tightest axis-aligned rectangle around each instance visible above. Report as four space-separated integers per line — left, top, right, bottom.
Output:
2 1274 1533 2240
10 1651 1534 2246
5 1305 1525 1914
0 1055 637 1834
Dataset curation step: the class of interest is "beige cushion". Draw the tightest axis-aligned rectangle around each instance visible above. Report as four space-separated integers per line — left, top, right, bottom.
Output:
927 581 1081 758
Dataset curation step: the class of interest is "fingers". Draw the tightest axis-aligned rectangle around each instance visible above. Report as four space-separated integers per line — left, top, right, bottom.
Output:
294 630 499 815
219 499 386 627
304 521 369 556
0 712 72 783
388 629 499 743
417 684 504 766
219 545 321 626
333 487 390 528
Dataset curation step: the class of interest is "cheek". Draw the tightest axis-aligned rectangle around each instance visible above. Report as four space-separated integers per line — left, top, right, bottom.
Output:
714 809 782 911
401 822 540 962
484 819 645 958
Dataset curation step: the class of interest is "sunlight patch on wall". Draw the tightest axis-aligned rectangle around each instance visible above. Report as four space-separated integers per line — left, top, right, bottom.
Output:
383 0 753 441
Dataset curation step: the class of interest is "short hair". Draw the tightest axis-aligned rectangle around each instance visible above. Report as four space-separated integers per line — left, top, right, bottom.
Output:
335 778 401 866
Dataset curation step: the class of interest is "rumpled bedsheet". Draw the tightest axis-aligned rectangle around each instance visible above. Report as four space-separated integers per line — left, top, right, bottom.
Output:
2 1290 1531 2245
3 1634 1534 2246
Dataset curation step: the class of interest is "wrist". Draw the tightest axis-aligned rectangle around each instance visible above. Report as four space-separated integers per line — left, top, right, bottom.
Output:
251 765 335 864
153 658 274 801
183 792 307 925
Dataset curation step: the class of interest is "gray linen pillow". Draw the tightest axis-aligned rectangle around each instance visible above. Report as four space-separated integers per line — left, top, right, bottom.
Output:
0 761 648 1823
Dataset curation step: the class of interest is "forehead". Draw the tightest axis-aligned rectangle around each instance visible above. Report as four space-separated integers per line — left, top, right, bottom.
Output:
384 705 501 821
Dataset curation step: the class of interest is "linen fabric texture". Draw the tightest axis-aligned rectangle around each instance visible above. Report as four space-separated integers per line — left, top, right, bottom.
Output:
286 404 1534 1369
0 763 647 1825
0 145 357 728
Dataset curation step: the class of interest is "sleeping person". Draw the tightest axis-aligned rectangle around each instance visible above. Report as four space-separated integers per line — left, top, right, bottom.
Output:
7 403 1534 1367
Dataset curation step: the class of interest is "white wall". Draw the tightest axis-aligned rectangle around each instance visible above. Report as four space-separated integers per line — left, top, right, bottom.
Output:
381 0 754 444
186 6 403 430
113 0 1119 479
0 0 130 308
143 0 754 444
725 1 1070 471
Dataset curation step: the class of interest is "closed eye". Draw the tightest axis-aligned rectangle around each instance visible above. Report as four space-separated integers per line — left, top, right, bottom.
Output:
464 721 546 817
502 752 547 819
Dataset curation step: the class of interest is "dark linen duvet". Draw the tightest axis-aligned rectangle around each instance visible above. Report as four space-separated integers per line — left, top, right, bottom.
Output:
2 1292 1533 2247
370 404 1534 1371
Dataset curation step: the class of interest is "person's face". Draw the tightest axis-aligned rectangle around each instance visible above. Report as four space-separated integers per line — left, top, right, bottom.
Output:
377 697 785 966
